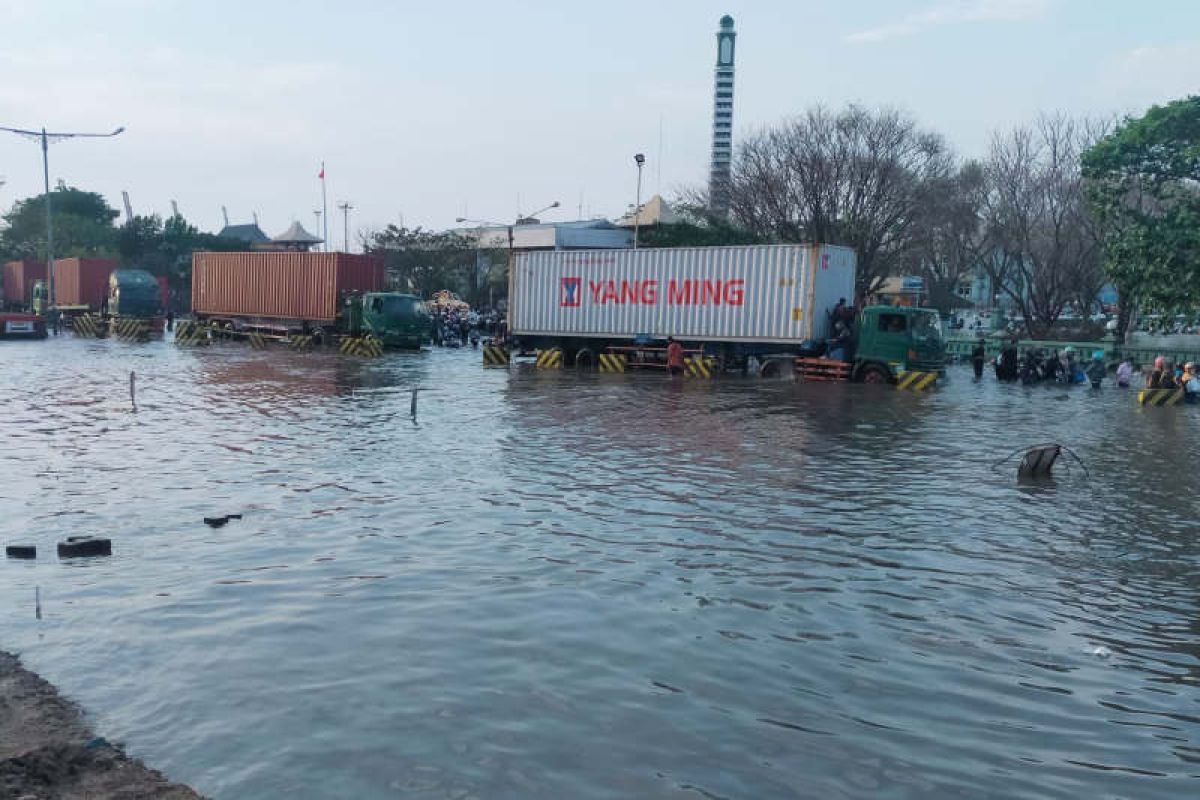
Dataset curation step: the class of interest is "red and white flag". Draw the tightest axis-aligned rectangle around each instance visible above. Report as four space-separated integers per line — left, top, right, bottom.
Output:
318 163 325 180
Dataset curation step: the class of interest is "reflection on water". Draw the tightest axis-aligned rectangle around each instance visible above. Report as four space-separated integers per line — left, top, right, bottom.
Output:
2 336 1199 799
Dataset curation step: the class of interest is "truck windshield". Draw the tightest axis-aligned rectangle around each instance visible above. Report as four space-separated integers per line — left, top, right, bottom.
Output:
911 310 942 340
380 296 428 317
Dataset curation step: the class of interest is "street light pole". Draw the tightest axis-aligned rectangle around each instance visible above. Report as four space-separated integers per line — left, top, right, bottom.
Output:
0 122 124 309
338 201 353 252
633 153 646 249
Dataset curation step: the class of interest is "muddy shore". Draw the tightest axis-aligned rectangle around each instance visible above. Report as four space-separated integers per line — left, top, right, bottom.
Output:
0 651 203 799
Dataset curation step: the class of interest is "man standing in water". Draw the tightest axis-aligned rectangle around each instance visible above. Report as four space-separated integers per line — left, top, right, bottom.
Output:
666 336 684 376
971 340 986 380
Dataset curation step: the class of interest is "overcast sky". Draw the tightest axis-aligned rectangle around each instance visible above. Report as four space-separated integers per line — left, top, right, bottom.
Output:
0 0 1196 247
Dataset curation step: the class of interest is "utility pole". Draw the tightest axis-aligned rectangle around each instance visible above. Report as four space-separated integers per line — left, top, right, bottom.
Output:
337 201 353 253
0 123 124 308
633 153 646 249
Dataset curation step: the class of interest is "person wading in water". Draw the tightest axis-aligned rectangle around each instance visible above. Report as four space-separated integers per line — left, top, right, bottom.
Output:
971 340 986 380
666 336 684 376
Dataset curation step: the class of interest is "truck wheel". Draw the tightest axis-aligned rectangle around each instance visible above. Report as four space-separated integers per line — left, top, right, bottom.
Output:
760 360 782 379
574 348 596 370
859 364 890 384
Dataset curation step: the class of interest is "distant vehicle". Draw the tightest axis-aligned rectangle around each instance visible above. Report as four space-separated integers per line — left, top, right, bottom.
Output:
0 311 47 340
30 261 166 337
505 243 945 380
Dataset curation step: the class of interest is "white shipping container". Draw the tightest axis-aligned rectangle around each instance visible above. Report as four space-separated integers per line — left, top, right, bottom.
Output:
508 244 856 344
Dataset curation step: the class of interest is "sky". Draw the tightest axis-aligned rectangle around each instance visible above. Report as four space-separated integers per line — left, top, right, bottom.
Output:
0 0 1197 248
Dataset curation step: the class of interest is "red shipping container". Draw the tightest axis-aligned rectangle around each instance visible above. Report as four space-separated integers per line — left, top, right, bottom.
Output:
3 260 46 306
52 258 117 308
191 252 384 323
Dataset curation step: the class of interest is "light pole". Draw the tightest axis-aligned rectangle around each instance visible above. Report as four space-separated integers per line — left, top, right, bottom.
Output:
633 153 646 249
337 202 353 252
0 123 124 308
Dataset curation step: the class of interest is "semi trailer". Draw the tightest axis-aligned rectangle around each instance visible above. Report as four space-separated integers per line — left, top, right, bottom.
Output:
505 244 945 379
191 252 431 349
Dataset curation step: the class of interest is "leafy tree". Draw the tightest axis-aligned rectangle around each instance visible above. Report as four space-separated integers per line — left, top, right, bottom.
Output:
0 186 119 260
363 225 475 300
1082 96 1200 336
640 198 763 248
729 104 954 299
118 213 244 287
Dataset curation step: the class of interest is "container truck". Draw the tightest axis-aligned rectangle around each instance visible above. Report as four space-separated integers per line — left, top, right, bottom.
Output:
3 260 46 310
29 261 167 336
505 243 945 380
191 252 431 349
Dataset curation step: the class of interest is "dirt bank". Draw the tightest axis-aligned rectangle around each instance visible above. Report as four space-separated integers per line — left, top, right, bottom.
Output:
0 651 203 799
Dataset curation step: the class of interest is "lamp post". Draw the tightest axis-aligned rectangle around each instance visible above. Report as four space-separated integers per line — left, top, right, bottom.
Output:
0 123 124 309
337 202 353 252
633 153 646 249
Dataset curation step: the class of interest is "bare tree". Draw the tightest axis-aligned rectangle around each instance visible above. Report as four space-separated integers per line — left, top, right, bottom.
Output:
909 160 990 309
729 104 954 298
982 115 1107 336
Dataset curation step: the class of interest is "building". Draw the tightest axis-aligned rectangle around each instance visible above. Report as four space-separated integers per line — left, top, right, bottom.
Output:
614 195 681 229
709 15 737 217
270 221 324 252
217 223 270 247
460 219 632 251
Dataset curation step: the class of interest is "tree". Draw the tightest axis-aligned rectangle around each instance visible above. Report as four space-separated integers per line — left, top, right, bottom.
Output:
1082 96 1200 336
908 160 989 310
729 104 954 298
363 225 475 299
118 213 244 287
640 197 763 248
981 115 1107 337
0 186 119 260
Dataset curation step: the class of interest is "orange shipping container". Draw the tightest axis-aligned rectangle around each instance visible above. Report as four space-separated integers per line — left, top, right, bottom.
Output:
52 258 118 308
191 252 384 323
3 260 46 306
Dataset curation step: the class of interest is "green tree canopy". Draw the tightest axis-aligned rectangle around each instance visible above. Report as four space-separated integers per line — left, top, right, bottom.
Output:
0 186 119 260
364 225 476 300
1082 96 1200 321
117 213 244 286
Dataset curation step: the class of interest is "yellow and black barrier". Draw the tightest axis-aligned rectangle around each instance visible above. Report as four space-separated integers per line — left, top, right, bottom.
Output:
598 353 627 373
71 314 102 338
174 321 210 346
1138 388 1184 406
896 371 938 391
288 334 314 352
482 344 510 367
683 355 715 378
111 317 150 342
248 332 268 350
536 348 563 369
340 336 384 357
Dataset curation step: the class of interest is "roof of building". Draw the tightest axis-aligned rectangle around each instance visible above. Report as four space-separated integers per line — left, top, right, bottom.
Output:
272 221 323 244
456 218 632 251
614 195 681 228
218 223 270 244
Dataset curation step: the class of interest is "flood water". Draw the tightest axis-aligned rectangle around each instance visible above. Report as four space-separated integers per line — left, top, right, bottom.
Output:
2 335 1199 799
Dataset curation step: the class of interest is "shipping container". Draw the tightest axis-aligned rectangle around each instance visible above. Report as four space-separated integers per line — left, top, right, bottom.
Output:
191 252 384 323
52 258 118 309
508 244 856 345
2 260 46 307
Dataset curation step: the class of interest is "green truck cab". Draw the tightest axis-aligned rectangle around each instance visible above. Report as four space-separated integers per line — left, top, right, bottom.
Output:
108 269 161 318
850 305 946 382
343 292 431 349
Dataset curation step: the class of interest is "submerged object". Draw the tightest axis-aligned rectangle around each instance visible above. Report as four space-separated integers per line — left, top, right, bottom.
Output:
57 537 112 558
6 545 36 559
204 513 243 528
1018 444 1061 478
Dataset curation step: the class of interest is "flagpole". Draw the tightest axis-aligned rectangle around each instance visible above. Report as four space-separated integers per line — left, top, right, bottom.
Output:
320 161 328 252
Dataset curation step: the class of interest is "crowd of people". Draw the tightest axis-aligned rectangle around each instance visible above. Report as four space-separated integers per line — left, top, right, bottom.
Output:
972 338 1200 401
430 306 504 348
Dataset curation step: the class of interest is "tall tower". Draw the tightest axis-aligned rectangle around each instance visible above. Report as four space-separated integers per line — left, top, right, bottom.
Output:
708 15 736 218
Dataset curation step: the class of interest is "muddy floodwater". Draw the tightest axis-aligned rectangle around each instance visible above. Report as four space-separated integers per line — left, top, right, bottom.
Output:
2 336 1199 799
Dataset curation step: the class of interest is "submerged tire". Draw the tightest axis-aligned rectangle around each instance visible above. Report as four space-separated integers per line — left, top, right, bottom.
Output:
57 537 112 558
574 348 596 370
859 364 890 384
